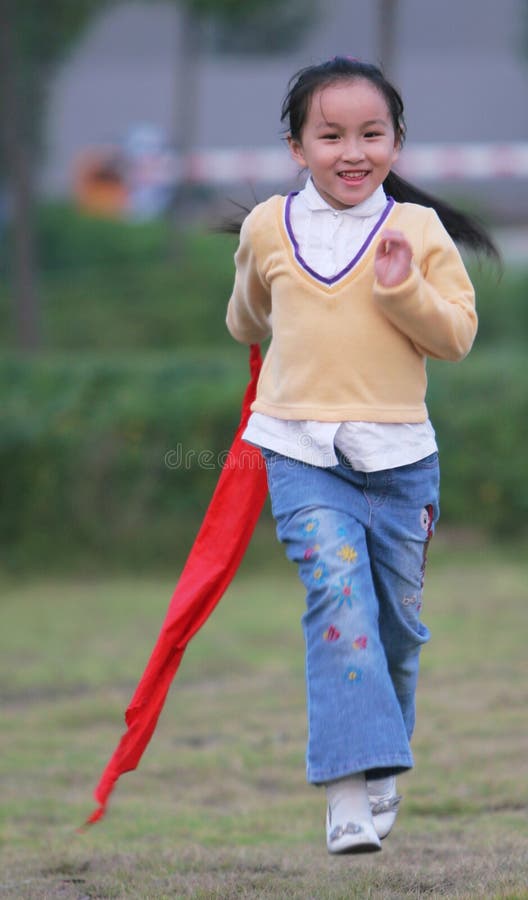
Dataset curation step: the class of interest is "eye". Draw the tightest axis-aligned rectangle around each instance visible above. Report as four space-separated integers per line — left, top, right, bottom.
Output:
321 132 340 141
364 131 383 139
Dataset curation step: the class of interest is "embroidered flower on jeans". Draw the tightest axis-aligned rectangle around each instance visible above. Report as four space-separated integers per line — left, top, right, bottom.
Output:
402 594 423 614
352 635 368 650
344 667 363 683
420 505 434 533
333 575 356 609
301 517 319 537
323 625 341 642
420 504 434 587
312 562 328 583
337 543 358 564
303 543 320 561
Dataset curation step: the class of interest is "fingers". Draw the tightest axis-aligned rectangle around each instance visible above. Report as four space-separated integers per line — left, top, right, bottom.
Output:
375 229 413 287
377 229 412 258
379 229 406 242
379 229 408 250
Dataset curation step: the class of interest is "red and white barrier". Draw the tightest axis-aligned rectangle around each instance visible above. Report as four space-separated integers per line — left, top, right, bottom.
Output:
181 143 528 183
397 143 528 181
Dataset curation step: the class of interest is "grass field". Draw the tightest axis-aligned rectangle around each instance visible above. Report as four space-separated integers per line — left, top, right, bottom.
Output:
1 536 527 899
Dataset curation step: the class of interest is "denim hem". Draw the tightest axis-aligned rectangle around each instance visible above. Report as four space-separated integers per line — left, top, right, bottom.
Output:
307 754 414 785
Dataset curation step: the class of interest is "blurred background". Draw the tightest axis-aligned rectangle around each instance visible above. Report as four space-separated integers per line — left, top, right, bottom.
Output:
1 0 527 572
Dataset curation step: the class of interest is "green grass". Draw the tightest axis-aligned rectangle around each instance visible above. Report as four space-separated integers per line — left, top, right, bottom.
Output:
1 540 527 898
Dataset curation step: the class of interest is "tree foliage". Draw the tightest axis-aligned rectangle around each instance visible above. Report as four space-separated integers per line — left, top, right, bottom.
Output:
179 0 289 19
167 0 317 55
9 0 109 63
0 0 318 347
1 0 112 150
204 0 318 55
0 0 116 348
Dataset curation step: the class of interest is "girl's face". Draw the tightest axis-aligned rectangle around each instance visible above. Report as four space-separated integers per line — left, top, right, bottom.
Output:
288 78 400 209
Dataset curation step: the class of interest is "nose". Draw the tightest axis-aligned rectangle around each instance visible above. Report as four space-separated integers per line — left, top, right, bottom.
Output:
341 137 365 163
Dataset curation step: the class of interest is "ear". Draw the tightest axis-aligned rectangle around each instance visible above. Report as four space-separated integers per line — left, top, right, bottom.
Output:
287 134 307 168
391 138 401 167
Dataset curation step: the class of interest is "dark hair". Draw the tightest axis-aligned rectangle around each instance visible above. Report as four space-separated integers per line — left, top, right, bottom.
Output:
282 57 406 146
281 57 499 261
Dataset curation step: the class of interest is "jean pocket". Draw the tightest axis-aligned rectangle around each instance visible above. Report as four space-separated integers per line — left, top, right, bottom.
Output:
407 452 439 471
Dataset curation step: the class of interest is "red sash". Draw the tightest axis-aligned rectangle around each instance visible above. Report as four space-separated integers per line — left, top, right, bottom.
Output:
85 345 267 825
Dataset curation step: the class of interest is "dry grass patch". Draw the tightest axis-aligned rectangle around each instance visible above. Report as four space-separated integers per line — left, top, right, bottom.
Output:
1 543 527 898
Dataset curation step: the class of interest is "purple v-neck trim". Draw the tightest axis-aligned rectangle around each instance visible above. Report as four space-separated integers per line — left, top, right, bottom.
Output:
284 192 395 286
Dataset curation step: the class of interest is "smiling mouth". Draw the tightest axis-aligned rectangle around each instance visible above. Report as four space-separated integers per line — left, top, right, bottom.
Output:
338 170 370 182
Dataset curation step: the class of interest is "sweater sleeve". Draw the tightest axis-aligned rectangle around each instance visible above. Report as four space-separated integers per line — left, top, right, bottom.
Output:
373 208 477 361
226 209 272 345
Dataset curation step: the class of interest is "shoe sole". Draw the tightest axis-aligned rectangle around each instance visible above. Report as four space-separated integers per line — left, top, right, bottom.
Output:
329 840 382 855
326 813 382 854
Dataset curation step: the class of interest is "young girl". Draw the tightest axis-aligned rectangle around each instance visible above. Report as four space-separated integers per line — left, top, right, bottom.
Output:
226 57 497 855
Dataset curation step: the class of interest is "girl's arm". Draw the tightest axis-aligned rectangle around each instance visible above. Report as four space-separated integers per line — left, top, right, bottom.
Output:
373 209 477 361
226 212 272 345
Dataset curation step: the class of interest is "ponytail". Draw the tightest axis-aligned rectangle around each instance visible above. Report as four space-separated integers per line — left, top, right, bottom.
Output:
383 170 501 263
214 199 252 235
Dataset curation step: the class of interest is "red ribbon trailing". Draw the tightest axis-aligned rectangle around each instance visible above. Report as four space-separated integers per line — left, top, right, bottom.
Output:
84 344 267 826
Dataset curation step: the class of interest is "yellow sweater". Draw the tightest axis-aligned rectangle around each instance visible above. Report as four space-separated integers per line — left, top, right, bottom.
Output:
226 195 477 423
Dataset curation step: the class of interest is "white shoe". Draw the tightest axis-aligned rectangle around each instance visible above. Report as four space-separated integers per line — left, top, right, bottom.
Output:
326 806 381 854
325 774 381 855
367 776 402 840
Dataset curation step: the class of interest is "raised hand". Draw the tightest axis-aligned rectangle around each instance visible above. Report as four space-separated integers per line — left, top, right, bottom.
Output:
375 229 413 288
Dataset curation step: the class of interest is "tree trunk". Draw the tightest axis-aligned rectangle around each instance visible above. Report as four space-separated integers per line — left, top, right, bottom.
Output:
171 4 202 219
378 0 399 79
0 0 40 350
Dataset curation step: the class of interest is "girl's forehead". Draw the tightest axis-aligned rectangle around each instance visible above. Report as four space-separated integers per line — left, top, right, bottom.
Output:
307 79 391 122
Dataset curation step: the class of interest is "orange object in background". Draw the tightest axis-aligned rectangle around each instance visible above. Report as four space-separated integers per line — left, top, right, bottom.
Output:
73 149 128 217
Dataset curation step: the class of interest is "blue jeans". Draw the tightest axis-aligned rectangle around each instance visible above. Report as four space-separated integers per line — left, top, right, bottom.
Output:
262 448 440 784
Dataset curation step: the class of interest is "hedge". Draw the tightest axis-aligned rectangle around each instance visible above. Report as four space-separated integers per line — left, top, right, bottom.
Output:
0 204 527 352
427 350 528 535
0 350 247 569
1 205 526 567
0 205 239 351
0 346 526 570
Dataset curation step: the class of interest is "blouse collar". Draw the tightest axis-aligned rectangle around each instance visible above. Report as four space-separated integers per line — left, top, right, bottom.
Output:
300 176 388 218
